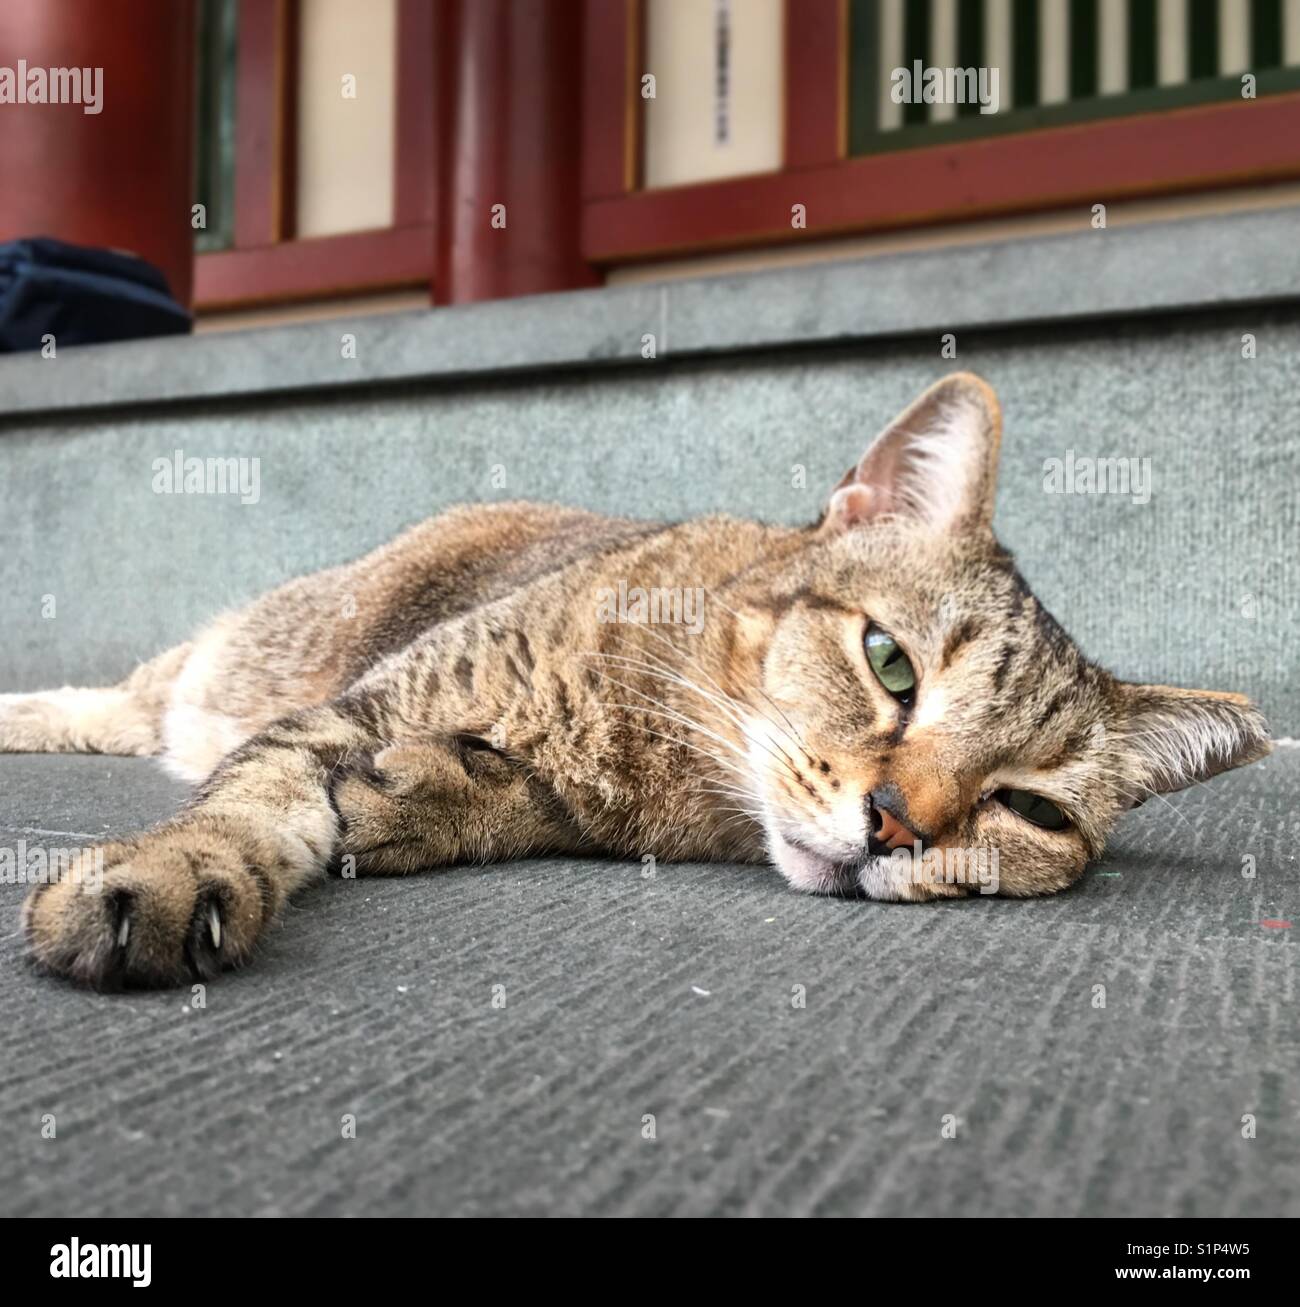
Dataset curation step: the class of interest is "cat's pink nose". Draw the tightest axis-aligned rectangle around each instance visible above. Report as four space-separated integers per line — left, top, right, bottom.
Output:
867 792 917 853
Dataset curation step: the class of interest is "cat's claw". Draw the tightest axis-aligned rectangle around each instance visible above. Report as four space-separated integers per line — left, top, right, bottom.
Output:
180 891 229 982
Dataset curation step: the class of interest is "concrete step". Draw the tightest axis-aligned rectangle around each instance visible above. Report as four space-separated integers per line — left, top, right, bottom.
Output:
1 209 1296 731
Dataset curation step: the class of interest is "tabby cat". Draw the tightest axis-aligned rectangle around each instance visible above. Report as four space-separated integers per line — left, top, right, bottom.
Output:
2 374 1270 988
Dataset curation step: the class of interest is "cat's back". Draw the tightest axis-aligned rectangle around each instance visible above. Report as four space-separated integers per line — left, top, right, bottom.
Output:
363 500 668 630
192 503 663 703
158 501 667 778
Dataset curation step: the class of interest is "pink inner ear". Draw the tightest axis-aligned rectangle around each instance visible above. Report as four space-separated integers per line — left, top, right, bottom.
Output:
827 482 882 528
856 431 910 497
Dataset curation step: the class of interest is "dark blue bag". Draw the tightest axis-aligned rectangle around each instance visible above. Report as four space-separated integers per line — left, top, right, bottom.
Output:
0 237 191 353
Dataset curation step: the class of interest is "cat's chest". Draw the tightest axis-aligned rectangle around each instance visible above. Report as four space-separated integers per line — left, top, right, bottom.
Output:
521 704 757 860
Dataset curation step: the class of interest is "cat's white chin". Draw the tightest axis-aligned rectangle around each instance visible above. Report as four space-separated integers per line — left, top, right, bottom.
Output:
767 829 862 897
768 828 918 901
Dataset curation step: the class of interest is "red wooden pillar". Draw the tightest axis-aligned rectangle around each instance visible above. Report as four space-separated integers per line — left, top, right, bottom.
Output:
0 0 197 307
434 0 598 304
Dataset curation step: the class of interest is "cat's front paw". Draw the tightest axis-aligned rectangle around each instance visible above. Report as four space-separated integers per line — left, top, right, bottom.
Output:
330 741 509 874
330 745 451 875
22 825 273 988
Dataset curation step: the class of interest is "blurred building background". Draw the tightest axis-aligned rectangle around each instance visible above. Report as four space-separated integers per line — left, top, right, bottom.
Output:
2 0 1299 331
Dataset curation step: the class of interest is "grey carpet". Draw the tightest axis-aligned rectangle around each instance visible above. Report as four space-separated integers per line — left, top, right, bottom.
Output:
1 750 1297 1217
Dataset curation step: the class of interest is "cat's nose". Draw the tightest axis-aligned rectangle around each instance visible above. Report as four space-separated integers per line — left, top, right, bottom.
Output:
866 789 919 855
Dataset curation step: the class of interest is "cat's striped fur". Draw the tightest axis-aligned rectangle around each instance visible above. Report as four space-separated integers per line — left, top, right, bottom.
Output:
3 374 1270 987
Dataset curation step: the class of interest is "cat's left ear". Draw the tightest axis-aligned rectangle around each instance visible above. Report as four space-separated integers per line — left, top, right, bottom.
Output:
821 372 1002 535
1116 683 1272 804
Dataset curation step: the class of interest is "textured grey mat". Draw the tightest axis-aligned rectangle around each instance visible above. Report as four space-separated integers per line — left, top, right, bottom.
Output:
1 751 1296 1217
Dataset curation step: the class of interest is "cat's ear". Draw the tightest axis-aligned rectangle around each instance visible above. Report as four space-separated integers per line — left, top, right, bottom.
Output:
1116 683 1272 803
821 372 1002 535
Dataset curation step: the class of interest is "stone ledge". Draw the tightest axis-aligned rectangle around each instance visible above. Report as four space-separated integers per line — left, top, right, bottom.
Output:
1 207 1298 418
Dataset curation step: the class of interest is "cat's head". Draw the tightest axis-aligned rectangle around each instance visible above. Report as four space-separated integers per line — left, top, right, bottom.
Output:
735 373 1270 899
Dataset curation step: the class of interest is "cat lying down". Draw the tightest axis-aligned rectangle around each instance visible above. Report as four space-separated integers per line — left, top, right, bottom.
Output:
3 373 1271 987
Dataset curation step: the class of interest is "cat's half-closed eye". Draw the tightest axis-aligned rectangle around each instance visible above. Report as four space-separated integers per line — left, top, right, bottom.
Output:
822 371 1002 536
1116 682 1272 806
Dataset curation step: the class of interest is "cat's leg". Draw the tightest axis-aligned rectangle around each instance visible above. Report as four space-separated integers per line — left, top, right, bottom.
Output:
21 699 365 987
0 644 190 757
21 701 581 987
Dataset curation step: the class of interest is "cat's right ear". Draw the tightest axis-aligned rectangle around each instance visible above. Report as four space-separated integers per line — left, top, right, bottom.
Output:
1116 683 1272 805
820 372 1002 535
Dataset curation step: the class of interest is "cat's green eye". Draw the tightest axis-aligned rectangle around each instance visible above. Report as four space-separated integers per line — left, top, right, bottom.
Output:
864 624 916 702
997 789 1070 831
